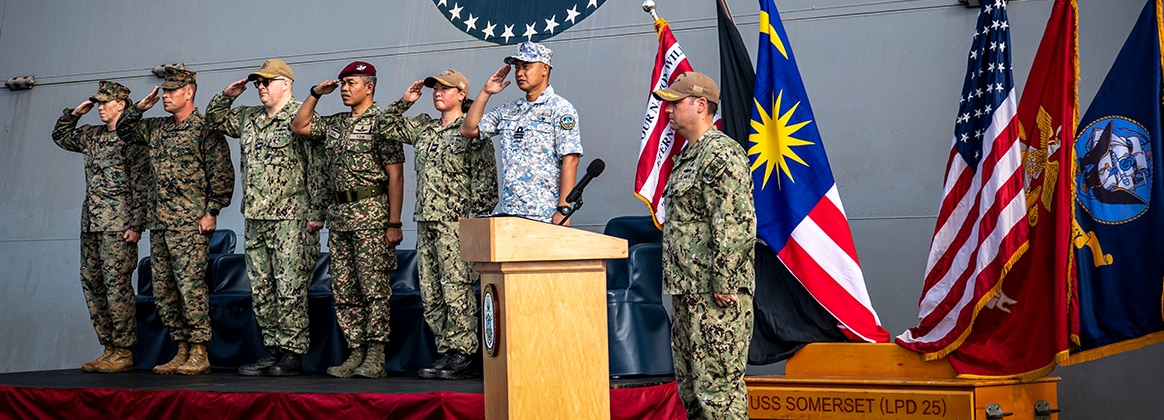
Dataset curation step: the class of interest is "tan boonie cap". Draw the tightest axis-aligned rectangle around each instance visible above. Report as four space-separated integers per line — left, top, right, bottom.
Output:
89 80 131 103
248 58 295 81
423 70 469 91
653 72 720 104
160 67 197 89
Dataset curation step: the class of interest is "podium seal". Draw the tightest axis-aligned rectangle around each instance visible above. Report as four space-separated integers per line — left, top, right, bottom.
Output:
483 283 500 357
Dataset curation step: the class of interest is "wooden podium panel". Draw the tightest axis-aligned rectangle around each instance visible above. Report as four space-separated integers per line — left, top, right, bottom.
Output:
461 217 628 420
746 344 1060 420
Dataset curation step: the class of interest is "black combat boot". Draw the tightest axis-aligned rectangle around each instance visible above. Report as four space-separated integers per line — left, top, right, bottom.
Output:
238 347 281 376
436 351 475 379
268 351 303 377
418 353 451 379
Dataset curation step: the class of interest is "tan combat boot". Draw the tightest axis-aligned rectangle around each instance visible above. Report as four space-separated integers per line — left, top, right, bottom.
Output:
326 347 366 378
176 343 211 375
352 342 386 379
152 341 190 375
94 348 135 373
82 345 115 373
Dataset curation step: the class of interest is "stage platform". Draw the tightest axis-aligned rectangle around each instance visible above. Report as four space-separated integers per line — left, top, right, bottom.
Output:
0 370 684 419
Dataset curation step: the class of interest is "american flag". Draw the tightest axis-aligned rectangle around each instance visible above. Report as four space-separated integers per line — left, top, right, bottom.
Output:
896 0 1029 357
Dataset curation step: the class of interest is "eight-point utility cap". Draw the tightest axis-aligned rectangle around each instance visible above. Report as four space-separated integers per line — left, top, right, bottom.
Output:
423 69 469 91
653 71 720 104
504 42 553 68
89 80 131 103
338 61 377 79
248 58 295 81
160 67 197 90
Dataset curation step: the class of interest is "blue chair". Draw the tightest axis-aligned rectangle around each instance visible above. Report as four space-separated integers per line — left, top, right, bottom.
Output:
602 216 672 376
209 229 237 255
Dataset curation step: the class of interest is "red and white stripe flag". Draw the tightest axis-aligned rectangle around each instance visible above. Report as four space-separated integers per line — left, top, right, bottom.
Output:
897 0 1029 358
635 19 695 227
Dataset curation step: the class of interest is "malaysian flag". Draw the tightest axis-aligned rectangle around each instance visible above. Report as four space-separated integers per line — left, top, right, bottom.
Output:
751 0 888 343
897 0 1029 358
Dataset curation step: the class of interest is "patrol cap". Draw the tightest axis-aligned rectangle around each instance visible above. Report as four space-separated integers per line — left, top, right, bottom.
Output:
89 80 131 103
160 67 197 90
248 58 294 81
504 42 553 68
423 69 469 91
653 72 720 105
338 61 377 79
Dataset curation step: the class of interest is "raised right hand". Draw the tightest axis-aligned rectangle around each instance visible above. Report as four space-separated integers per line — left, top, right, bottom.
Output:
73 100 95 116
482 65 511 95
314 79 341 95
223 78 248 97
402 80 424 103
136 86 160 111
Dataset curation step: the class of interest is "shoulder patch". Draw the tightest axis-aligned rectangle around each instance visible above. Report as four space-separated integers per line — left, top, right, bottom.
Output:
559 114 576 130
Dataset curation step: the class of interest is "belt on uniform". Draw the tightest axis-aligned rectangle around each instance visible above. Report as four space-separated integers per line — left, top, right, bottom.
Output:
335 184 387 205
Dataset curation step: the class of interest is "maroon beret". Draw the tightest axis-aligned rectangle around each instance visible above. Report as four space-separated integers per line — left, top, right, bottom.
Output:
338 61 377 79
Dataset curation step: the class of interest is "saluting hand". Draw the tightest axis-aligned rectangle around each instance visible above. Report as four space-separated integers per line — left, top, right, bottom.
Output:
136 86 160 111
223 78 248 98
402 80 424 103
314 79 341 96
482 65 511 95
73 100 95 116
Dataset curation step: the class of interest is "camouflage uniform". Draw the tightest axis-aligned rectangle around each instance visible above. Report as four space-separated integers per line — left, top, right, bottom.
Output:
382 98 498 355
662 128 756 420
207 93 326 355
51 95 151 350
302 102 405 348
118 102 235 345
477 85 582 222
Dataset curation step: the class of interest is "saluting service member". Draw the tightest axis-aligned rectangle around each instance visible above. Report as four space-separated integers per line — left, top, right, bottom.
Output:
52 81 151 374
291 61 405 379
654 72 756 419
460 41 582 225
382 70 498 380
118 67 235 376
207 59 327 377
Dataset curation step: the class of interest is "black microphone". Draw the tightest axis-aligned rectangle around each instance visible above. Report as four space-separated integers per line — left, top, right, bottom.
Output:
566 159 605 204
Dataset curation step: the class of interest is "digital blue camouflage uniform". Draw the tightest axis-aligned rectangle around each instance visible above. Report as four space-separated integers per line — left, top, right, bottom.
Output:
118 71 235 346
662 128 756 420
477 84 581 222
302 102 406 349
382 97 498 357
207 92 326 355
51 81 151 351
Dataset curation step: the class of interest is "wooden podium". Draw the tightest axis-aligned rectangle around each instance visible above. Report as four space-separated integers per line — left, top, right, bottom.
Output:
460 217 628 420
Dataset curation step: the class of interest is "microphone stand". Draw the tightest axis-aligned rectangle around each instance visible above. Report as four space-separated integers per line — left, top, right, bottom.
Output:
557 198 583 225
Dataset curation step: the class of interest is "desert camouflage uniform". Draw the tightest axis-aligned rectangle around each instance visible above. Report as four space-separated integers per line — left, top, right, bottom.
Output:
118 105 234 344
662 128 756 420
382 98 498 355
478 85 581 222
207 93 326 354
302 102 405 348
52 109 151 349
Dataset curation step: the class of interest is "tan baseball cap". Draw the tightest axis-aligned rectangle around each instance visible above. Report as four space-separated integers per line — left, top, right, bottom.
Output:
653 72 720 104
248 58 294 81
423 70 469 91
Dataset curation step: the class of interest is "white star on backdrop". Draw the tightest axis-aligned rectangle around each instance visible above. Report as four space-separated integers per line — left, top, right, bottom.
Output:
544 15 560 34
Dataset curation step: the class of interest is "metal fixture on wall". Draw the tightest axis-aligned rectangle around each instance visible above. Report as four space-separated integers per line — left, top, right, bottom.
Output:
4 75 36 90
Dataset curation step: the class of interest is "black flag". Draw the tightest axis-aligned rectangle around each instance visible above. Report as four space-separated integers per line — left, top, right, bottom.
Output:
716 0 755 149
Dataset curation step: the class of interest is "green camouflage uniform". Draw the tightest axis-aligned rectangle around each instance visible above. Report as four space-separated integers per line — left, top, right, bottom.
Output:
662 128 756 420
302 102 405 348
381 98 498 355
207 93 326 355
52 107 151 349
118 105 235 344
